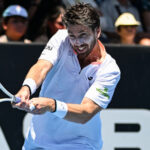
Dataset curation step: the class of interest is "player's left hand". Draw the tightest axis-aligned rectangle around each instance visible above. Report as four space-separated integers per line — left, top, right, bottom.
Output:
26 97 55 114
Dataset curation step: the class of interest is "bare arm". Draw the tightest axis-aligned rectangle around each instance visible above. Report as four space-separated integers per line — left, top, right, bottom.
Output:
27 97 102 124
25 59 53 88
65 97 102 124
14 59 53 109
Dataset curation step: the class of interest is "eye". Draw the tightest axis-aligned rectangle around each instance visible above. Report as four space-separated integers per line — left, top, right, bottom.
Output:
69 34 75 40
79 33 87 38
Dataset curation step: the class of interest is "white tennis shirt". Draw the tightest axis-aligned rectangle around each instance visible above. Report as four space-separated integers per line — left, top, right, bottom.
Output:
23 29 120 150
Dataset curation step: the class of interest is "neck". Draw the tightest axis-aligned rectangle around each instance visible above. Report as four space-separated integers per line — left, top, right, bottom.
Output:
78 40 106 69
121 37 135 45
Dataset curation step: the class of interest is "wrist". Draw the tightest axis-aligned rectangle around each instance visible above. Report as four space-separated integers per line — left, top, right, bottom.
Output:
22 78 37 95
22 85 32 96
48 99 56 112
51 100 68 118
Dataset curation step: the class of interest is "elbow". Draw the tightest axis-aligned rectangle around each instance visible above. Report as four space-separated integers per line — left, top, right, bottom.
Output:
79 104 100 124
79 113 93 124
80 119 89 124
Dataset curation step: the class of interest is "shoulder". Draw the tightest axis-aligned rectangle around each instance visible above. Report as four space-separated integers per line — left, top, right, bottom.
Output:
24 39 32 43
97 54 121 78
0 35 8 42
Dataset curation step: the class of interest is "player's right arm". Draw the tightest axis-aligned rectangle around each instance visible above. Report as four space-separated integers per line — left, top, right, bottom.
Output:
25 59 53 88
15 59 53 103
14 30 67 109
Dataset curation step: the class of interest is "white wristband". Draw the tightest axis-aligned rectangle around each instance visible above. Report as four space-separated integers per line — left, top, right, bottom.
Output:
52 100 68 118
22 78 37 95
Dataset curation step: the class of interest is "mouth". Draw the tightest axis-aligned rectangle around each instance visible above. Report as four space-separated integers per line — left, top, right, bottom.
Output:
78 46 85 51
74 46 87 53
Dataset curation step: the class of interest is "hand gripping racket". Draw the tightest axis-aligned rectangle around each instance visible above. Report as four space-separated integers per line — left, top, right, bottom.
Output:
0 83 35 111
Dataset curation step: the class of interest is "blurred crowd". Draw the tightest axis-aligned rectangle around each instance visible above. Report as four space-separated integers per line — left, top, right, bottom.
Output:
0 0 149 45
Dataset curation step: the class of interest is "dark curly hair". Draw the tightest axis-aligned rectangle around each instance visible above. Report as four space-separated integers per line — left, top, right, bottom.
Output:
63 3 100 31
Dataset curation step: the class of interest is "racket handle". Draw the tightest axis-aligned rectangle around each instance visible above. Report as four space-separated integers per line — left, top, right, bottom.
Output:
14 97 35 111
15 97 21 103
29 103 35 111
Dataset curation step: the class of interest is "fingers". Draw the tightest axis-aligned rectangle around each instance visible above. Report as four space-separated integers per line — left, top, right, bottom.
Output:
12 97 51 114
12 98 30 110
12 98 36 113
12 86 31 110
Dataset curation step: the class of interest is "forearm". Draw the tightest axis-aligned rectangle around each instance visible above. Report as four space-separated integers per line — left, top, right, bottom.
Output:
65 102 100 124
52 98 101 124
14 60 53 109
15 97 101 123
65 103 93 124
24 59 53 88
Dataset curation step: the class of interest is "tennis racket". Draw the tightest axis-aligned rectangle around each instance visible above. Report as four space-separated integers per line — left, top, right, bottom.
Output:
0 83 35 111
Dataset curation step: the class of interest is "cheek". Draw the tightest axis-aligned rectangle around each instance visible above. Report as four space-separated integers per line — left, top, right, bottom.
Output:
85 36 95 47
79 36 94 45
118 29 127 36
88 36 94 43
69 38 76 45
7 24 16 31
69 38 86 45
132 28 136 34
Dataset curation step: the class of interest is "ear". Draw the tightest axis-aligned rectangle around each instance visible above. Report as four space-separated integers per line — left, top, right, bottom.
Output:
95 27 101 39
2 23 8 31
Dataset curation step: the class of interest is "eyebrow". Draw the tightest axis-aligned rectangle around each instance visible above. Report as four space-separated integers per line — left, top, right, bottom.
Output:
68 30 87 34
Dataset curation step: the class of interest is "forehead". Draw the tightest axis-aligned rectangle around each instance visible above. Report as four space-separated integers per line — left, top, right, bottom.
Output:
67 24 93 34
8 16 27 20
120 25 137 28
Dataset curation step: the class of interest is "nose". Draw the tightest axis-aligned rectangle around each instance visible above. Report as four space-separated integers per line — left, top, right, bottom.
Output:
74 38 83 46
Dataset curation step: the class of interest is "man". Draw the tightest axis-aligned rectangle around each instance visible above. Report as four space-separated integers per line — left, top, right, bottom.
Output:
0 5 31 43
114 12 140 44
14 3 120 150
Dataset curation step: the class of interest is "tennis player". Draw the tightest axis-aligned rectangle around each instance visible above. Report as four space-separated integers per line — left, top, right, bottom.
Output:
14 3 120 150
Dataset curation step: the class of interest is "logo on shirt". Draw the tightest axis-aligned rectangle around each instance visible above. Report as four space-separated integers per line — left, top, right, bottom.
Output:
45 45 53 51
96 87 110 99
88 76 93 80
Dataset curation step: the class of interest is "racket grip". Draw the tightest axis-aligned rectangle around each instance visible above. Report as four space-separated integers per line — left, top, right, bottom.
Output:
14 97 35 111
15 97 21 103
29 103 35 111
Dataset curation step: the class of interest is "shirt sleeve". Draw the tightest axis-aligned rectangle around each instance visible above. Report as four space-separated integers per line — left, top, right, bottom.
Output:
85 63 120 109
39 29 68 65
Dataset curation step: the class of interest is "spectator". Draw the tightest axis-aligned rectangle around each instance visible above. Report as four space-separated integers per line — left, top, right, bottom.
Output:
35 5 66 43
100 0 143 34
0 5 31 43
26 0 65 41
114 12 140 45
